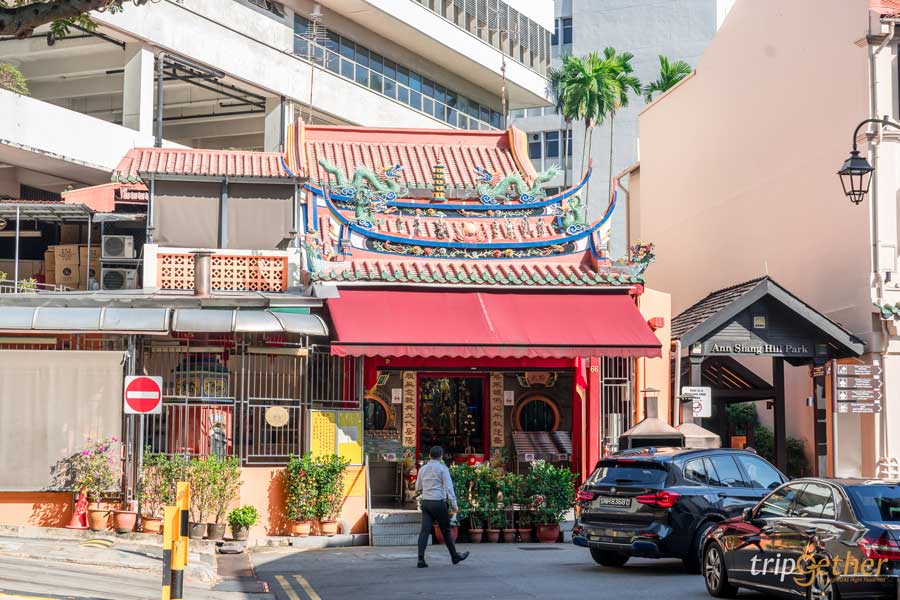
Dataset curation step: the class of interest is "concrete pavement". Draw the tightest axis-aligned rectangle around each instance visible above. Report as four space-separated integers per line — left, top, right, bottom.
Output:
250 543 772 600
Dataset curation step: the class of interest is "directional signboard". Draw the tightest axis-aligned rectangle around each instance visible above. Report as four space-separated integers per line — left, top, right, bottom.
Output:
834 362 882 414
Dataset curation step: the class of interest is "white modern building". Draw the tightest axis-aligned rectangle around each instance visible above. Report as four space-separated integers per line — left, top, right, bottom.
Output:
0 0 554 198
511 0 734 258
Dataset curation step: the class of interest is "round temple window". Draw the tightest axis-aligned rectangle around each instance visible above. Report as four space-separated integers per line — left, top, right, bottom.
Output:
516 395 559 432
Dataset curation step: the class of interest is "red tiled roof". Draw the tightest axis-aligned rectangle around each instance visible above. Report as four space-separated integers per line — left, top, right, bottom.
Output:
310 259 640 287
871 0 900 16
112 148 294 183
297 124 536 189
63 182 148 212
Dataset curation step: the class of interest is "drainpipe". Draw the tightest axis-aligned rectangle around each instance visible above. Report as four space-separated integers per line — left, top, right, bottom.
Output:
154 52 166 148
672 339 682 426
869 19 895 464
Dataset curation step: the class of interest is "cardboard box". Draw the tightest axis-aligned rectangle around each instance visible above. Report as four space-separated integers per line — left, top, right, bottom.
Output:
55 262 80 288
59 224 81 244
54 244 80 267
79 245 101 265
44 249 56 273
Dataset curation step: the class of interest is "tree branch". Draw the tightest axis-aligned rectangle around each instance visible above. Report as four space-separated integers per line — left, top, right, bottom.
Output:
0 0 117 39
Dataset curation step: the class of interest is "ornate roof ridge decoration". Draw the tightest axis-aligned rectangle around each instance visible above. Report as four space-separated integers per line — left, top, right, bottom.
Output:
876 301 900 320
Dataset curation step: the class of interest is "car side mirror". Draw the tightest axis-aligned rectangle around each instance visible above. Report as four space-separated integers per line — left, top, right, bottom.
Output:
742 507 753 522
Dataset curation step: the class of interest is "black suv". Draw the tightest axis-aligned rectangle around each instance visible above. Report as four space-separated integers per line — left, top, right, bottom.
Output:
572 447 786 572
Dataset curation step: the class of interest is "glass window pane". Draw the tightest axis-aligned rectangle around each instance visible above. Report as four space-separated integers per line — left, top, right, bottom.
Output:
706 456 749 488
370 53 383 73
435 84 446 104
528 134 542 159
684 458 709 485
735 455 783 491
324 31 340 53
434 102 445 120
355 46 369 67
423 97 434 116
341 58 354 79
398 86 410 104
446 107 457 126
369 72 383 93
491 111 502 129
423 78 435 98
294 16 309 36
562 18 573 44
567 130 573 156
410 90 421 109
326 50 339 73
340 38 354 59
355 65 369 86
397 65 410 86
384 59 397 81
458 114 468 129
480 106 490 123
544 130 559 157
446 91 457 108
552 18 558 46
468 103 479 119
384 78 396 98
294 37 308 56
510 108 525 119
410 72 422 91
794 483 836 519
757 484 803 519
313 44 324 64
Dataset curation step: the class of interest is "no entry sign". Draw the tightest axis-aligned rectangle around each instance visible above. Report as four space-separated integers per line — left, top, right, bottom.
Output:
124 376 163 415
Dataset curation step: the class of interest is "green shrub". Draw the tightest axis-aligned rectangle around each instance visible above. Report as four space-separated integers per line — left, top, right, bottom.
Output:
314 454 351 521
753 426 810 478
0 63 28 96
525 460 576 525
285 453 317 522
228 505 259 529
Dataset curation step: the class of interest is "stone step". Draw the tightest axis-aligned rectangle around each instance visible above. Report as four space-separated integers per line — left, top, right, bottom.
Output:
371 522 422 536
370 510 422 525
371 532 419 547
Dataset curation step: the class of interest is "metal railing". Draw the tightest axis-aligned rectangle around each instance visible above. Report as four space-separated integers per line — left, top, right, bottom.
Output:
0 279 72 294
600 357 634 456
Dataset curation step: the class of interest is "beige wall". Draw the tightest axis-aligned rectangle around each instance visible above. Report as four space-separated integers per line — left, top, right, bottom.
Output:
636 287 673 423
632 0 874 474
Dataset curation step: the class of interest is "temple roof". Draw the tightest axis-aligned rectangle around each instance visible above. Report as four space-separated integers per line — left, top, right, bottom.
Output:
289 123 536 189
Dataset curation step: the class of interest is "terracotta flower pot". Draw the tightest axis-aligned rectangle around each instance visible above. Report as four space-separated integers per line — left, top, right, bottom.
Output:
112 510 137 534
502 528 516 543
319 520 338 536
433 525 459 544
468 528 484 543
189 522 207 540
535 523 560 544
87 508 110 532
231 524 249 541
142 516 163 534
517 527 533 543
485 528 501 543
207 523 226 541
290 520 311 537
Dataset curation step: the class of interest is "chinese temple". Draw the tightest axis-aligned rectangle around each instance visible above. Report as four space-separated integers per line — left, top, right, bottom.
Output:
284 121 668 505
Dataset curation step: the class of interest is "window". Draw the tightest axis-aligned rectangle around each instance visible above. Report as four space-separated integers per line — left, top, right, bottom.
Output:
566 129 573 156
551 18 559 46
544 130 559 158
561 17 573 45
847 484 900 522
587 460 668 486
793 483 836 519
684 458 709 485
757 483 803 519
516 395 559 431
528 133 542 159
510 108 525 120
705 455 748 488
735 455 783 491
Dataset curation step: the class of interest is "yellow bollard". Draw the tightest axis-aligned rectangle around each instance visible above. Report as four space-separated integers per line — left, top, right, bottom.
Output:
161 505 177 600
171 481 190 600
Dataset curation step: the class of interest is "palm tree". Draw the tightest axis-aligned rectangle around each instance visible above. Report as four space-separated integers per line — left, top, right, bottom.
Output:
600 47 641 200
643 54 692 102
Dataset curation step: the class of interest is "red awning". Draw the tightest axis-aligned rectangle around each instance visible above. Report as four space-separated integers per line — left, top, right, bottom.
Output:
326 289 662 359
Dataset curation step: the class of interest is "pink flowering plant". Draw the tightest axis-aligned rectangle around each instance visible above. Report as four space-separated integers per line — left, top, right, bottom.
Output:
72 437 121 504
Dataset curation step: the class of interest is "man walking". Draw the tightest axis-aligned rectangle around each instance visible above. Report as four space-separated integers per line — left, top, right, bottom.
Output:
415 446 470 568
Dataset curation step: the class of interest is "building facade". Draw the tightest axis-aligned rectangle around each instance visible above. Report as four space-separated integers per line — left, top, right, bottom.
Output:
510 0 734 258
626 0 900 478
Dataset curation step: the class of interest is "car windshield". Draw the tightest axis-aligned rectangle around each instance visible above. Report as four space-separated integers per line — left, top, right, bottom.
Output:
847 483 900 522
586 460 668 486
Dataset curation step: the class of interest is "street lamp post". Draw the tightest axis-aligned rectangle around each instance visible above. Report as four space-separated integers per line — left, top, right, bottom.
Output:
838 117 900 204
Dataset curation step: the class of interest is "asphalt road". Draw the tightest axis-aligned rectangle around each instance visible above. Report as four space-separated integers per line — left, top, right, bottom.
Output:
251 543 774 600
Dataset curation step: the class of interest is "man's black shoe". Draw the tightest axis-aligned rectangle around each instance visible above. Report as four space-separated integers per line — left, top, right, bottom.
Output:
452 551 469 565
417 559 428 568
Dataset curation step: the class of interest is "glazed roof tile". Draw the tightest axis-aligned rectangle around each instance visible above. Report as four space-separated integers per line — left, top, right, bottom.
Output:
300 125 534 189
112 148 294 183
310 259 640 287
871 0 900 16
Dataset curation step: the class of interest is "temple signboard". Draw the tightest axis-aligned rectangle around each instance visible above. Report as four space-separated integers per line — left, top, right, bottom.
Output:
489 373 504 448
401 371 417 448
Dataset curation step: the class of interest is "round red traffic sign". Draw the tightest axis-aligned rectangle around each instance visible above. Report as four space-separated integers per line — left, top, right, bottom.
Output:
124 376 162 414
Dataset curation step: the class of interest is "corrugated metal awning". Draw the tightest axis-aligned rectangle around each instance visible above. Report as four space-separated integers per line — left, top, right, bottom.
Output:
0 307 328 336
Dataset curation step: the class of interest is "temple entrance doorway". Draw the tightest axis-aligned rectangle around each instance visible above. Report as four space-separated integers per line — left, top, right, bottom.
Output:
418 374 486 460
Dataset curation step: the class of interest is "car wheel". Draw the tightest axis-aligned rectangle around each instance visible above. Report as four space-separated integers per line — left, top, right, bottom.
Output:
703 542 738 598
589 547 629 567
684 521 716 574
807 565 839 600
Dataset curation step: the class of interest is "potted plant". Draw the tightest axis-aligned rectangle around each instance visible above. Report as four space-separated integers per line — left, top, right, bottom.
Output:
71 437 121 531
517 510 533 542
525 460 576 543
187 456 216 539
499 472 523 543
443 464 476 544
285 453 317 537
485 509 505 543
228 505 258 541
314 454 350 536
207 456 241 541
468 511 485 543
138 452 174 534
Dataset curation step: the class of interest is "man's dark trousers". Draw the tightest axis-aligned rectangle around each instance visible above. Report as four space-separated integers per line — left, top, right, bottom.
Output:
418 499 458 560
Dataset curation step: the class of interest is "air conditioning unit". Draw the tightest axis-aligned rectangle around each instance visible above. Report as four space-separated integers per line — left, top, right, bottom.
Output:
101 268 138 290
102 235 134 259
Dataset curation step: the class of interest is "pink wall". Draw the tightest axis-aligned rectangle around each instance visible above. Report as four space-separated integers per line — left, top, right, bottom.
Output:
0 492 72 528
636 288 673 422
632 0 873 473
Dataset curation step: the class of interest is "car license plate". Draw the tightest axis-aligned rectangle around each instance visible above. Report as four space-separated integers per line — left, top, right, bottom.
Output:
596 496 631 508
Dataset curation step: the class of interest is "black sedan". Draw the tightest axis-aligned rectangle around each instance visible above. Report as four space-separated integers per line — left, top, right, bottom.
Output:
702 477 900 599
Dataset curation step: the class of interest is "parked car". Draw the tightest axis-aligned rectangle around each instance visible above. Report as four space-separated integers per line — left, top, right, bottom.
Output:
571 447 786 572
702 477 900 599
